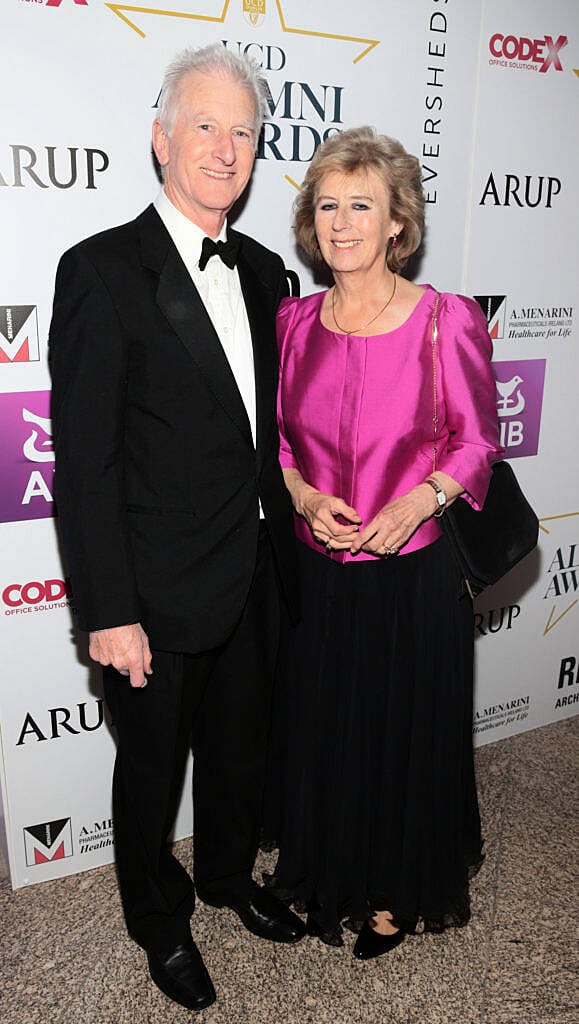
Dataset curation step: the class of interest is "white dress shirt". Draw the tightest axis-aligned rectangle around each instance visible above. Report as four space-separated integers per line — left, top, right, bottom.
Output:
154 189 258 451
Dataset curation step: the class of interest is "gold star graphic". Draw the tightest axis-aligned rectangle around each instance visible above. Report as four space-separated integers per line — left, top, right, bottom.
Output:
105 1 379 63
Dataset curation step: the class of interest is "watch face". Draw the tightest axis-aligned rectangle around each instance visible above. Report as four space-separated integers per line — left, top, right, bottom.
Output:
437 491 446 506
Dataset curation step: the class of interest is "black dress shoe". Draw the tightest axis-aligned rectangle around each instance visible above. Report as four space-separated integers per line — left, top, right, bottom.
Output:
147 937 216 1010
261 871 295 905
198 882 306 943
352 920 406 960
305 914 344 948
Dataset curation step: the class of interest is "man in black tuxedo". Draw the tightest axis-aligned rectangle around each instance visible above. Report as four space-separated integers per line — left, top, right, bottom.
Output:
49 43 303 1011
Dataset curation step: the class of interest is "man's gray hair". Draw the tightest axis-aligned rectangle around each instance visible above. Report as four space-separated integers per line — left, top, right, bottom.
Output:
156 43 269 139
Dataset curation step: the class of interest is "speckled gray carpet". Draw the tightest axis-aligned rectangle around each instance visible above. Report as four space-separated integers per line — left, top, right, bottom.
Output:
2 717 578 1024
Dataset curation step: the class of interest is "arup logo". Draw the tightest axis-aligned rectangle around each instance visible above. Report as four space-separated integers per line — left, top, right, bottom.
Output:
474 295 506 340
479 173 561 208
0 145 109 190
23 818 73 866
16 700 105 745
0 306 39 363
0 391 54 523
493 359 546 458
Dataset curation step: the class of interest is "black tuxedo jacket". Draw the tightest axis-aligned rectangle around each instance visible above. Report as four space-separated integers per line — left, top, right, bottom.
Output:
49 204 297 653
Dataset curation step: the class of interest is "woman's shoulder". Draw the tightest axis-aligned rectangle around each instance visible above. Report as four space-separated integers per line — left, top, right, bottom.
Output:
279 290 325 313
277 289 326 327
427 286 482 316
424 286 488 329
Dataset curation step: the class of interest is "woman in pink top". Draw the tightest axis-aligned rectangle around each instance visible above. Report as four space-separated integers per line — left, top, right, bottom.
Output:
264 127 502 959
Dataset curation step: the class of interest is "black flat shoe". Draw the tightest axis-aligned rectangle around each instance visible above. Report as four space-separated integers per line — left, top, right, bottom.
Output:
198 882 306 943
306 914 344 948
352 920 406 960
147 937 216 1010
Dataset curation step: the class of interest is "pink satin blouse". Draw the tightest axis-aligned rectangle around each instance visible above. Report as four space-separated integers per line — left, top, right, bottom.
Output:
276 284 503 562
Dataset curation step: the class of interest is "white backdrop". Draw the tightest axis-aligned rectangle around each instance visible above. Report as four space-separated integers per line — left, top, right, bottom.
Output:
1 0 578 888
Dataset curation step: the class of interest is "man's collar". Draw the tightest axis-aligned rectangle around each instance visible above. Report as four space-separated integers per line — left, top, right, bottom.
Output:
154 189 227 261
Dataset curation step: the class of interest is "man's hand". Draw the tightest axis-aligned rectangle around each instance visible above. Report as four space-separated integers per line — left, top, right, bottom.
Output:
89 623 152 689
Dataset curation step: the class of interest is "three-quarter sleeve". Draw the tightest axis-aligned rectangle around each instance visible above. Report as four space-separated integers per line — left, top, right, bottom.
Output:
276 296 300 471
436 294 503 509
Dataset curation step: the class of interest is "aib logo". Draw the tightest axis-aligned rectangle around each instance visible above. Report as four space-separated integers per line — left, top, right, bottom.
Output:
23 818 73 867
0 391 55 523
493 359 546 458
45 1 88 7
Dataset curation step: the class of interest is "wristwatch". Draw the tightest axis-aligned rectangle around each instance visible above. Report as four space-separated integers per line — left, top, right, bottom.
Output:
424 477 447 517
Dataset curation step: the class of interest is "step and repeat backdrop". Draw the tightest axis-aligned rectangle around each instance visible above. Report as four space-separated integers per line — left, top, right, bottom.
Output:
1 0 577 888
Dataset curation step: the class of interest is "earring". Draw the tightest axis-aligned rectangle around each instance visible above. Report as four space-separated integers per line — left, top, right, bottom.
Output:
392 234 398 249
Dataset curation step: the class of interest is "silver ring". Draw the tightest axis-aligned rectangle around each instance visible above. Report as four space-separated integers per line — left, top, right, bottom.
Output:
325 541 332 553
385 546 398 556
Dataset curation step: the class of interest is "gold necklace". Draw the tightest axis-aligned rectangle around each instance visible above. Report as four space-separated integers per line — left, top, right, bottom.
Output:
331 275 397 336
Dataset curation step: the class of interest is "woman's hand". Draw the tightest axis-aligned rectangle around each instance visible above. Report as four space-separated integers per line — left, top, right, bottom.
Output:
350 484 437 557
283 468 361 549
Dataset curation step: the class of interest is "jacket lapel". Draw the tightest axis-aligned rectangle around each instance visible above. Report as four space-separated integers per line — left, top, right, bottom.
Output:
138 205 253 448
236 240 277 472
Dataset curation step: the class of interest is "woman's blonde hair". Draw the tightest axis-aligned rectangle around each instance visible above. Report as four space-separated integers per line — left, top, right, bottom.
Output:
294 126 425 273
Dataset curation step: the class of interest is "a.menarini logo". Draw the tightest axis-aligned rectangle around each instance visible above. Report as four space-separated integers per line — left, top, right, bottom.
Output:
23 818 73 866
475 294 574 344
0 306 39 363
474 296 506 340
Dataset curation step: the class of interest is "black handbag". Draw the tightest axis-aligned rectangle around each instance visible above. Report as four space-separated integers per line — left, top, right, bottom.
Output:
429 295 539 599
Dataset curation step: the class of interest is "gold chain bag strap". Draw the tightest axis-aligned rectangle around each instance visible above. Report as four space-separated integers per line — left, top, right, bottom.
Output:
428 292 539 599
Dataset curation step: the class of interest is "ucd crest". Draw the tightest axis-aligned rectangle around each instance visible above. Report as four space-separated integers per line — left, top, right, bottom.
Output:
243 0 265 28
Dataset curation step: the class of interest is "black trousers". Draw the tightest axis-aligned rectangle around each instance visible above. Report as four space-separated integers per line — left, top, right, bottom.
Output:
103 525 280 953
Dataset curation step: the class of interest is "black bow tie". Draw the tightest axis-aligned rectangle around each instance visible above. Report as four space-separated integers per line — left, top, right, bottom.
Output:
199 235 240 271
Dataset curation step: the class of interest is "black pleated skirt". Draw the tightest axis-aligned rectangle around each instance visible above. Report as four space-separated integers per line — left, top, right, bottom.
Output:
266 536 482 936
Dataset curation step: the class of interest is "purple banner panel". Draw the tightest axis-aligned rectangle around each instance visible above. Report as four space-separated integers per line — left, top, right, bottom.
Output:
0 390 55 524
492 359 546 459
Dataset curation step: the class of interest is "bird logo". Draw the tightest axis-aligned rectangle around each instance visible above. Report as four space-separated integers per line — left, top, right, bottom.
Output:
496 374 525 417
22 408 54 463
